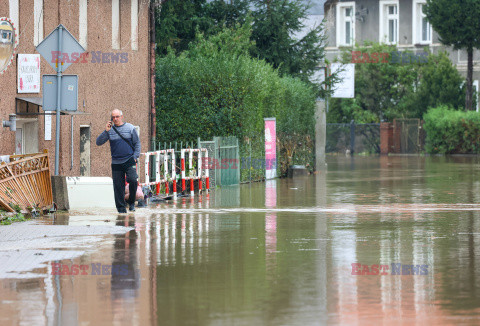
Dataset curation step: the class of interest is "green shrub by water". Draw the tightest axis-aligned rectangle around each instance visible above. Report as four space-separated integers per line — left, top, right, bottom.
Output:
424 106 480 154
156 24 317 178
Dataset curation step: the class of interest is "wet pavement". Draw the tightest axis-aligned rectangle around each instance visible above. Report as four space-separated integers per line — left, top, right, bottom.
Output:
2 155 480 325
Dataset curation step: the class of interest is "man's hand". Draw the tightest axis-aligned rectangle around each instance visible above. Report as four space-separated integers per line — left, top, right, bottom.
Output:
106 121 113 132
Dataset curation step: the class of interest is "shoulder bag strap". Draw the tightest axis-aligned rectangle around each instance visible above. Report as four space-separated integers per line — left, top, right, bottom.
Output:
111 125 135 152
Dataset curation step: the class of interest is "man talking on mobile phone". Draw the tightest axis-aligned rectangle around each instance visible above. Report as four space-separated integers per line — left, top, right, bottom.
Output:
96 109 141 213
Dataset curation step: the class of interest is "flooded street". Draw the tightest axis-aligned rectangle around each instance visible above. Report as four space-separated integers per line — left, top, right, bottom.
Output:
2 155 480 325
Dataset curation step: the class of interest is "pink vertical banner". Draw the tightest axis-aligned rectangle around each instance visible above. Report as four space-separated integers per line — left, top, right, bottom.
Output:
264 118 276 179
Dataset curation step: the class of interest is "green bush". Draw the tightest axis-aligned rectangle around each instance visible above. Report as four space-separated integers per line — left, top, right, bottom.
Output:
156 24 317 178
329 43 466 123
424 106 480 153
0 212 26 225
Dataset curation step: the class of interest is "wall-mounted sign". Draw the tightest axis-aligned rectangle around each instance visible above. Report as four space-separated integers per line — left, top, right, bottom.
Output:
0 17 18 75
42 74 78 111
331 63 355 98
17 54 41 93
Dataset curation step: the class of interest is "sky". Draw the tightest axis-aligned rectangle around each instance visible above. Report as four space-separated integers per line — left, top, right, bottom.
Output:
206 0 326 15
304 0 325 15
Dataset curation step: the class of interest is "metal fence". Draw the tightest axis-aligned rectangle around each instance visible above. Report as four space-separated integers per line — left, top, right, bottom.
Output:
394 119 424 154
326 122 380 154
199 136 240 187
158 136 240 188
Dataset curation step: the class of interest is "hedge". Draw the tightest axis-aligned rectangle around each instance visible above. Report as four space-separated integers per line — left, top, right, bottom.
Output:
424 106 480 154
156 30 317 178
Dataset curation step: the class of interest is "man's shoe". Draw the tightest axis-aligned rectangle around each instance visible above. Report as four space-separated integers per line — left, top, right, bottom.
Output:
118 208 127 214
129 203 135 212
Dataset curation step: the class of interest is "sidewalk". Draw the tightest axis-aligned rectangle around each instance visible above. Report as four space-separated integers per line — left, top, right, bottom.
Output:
0 220 133 278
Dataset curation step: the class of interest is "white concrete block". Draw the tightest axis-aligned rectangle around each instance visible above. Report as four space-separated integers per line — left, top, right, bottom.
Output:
66 177 116 209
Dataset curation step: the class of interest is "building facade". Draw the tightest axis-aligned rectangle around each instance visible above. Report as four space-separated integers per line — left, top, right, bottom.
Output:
324 0 480 108
0 0 152 176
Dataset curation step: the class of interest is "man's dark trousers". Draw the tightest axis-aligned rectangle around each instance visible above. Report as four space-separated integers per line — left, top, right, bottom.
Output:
112 157 138 212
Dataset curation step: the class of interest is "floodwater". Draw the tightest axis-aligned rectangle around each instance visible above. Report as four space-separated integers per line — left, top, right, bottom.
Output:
2 155 480 325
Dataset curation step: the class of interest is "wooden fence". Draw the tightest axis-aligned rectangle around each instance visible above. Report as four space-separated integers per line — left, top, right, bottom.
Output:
0 151 53 213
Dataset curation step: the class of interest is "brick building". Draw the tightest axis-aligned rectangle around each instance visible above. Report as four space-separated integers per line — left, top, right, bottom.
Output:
0 0 153 176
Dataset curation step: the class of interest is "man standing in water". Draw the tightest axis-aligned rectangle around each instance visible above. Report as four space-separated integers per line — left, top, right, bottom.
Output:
96 109 141 213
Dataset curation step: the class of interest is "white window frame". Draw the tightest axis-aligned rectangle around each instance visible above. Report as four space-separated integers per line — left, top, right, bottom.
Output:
33 0 43 46
336 2 355 47
379 0 399 45
9 0 19 39
412 0 432 45
79 0 88 49
131 0 138 51
112 0 120 49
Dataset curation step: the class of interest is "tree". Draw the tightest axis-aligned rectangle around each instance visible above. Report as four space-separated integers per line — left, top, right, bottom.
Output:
155 0 209 56
156 24 317 176
204 0 250 33
156 24 316 141
156 0 249 56
250 0 327 83
424 0 480 111
413 51 465 118
329 43 420 123
327 43 466 123
156 0 328 89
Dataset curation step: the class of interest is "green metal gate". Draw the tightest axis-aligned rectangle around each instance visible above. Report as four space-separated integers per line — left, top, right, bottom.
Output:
394 118 424 154
199 136 240 187
218 136 240 186
158 137 240 188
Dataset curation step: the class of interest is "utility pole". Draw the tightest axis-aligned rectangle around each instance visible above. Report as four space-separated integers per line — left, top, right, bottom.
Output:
315 99 326 170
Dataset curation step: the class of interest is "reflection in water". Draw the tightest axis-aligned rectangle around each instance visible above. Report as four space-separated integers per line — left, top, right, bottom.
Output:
151 212 210 266
111 215 140 302
4 156 480 324
265 179 277 257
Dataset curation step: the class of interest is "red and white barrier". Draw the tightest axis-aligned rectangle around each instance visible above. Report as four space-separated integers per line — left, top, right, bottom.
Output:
181 148 209 197
139 149 177 199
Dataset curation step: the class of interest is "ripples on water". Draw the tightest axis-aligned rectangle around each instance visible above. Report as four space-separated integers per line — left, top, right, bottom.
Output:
2 156 480 325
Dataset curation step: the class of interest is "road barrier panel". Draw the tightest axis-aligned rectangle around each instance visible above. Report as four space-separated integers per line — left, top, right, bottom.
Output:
181 148 209 197
139 149 177 199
